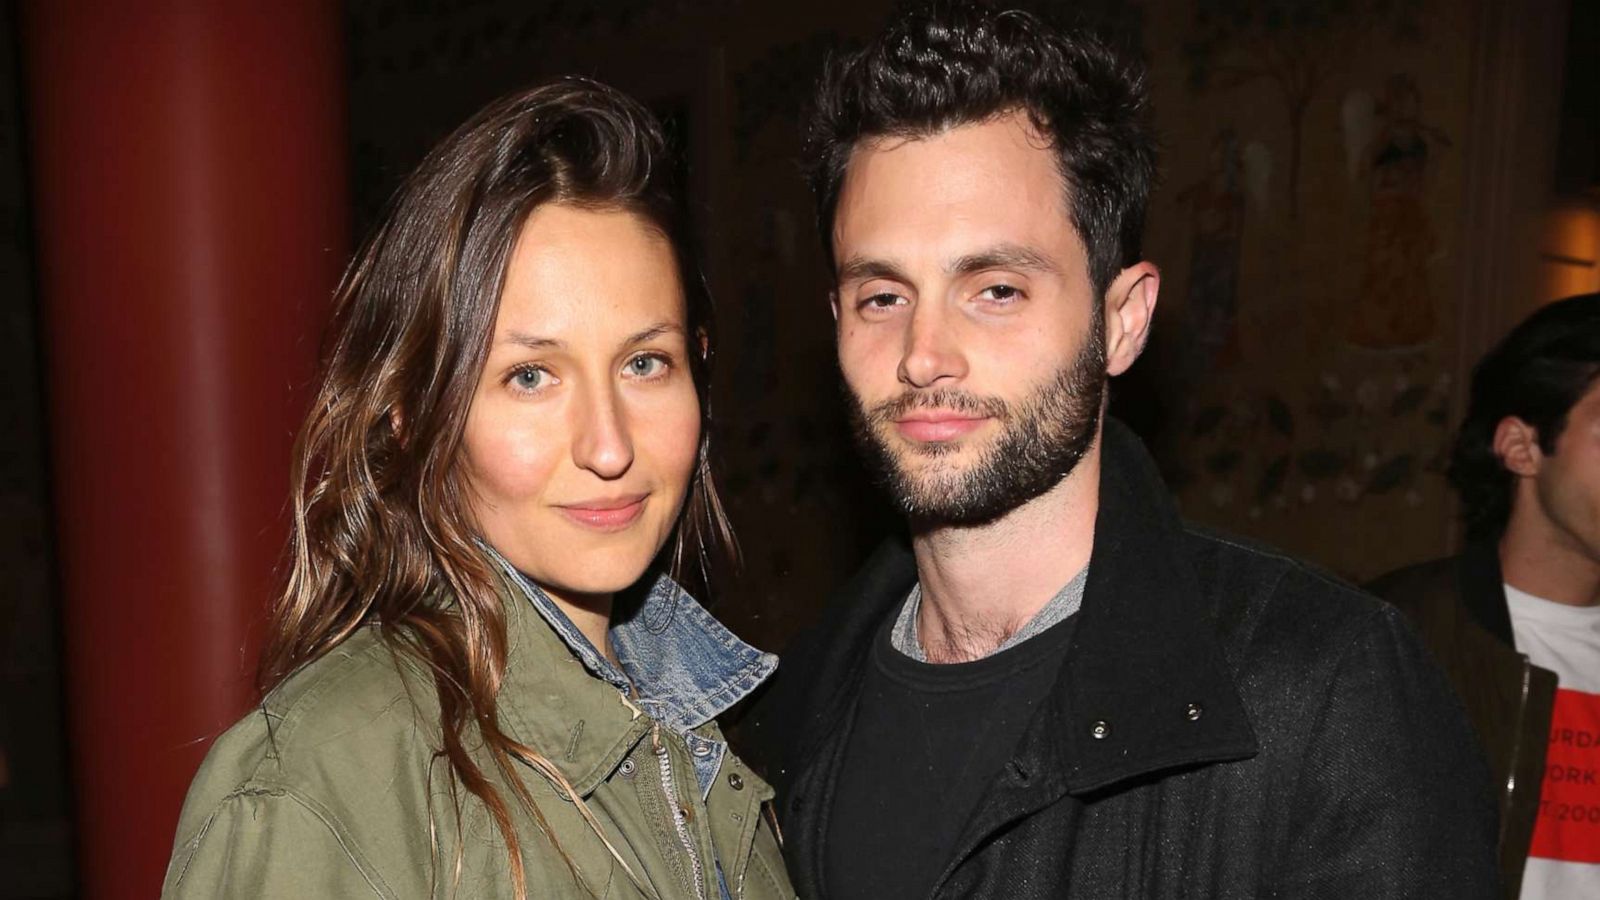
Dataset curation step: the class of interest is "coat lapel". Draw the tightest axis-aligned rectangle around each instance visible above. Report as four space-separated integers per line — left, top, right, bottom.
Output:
1052 421 1259 795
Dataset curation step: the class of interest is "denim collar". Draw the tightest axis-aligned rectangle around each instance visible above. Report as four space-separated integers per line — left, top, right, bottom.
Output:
481 544 776 734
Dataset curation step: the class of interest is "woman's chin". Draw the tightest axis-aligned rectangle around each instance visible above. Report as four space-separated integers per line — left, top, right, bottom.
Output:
526 547 667 603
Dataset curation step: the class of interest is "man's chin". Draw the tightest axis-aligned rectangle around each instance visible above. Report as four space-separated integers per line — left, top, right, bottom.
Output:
882 429 989 460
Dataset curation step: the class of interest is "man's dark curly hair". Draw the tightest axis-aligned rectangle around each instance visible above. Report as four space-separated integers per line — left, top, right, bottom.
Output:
803 0 1155 297
1450 292 1600 540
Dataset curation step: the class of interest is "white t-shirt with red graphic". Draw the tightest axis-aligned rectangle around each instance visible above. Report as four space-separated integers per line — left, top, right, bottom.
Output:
1506 583 1600 900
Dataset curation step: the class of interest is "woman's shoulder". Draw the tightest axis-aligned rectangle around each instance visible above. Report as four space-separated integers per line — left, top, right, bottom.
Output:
261 625 440 757
176 627 440 828
166 630 447 897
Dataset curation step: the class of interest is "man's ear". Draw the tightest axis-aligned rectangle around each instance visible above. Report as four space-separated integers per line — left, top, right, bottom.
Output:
1103 261 1160 377
1493 416 1544 477
830 290 841 322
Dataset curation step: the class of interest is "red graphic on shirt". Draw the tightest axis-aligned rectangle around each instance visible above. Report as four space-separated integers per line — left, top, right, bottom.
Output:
1529 688 1600 863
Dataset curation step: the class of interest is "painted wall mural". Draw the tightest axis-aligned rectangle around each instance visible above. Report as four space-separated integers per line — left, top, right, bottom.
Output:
1143 0 1473 580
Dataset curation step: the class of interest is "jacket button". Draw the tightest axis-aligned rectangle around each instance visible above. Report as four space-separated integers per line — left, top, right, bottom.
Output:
1186 702 1204 722
1090 719 1111 740
728 773 745 791
618 758 637 778
692 742 713 757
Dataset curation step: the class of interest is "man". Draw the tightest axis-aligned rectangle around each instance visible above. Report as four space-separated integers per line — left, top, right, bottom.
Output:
747 3 1499 898
1372 293 1600 900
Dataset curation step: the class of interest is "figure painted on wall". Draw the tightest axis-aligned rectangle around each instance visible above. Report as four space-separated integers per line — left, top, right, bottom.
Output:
1345 74 1451 349
1178 128 1271 372
1180 129 1247 369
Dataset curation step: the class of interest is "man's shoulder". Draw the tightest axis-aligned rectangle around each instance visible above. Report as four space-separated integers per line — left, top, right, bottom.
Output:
1180 522 1388 622
1177 522 1419 674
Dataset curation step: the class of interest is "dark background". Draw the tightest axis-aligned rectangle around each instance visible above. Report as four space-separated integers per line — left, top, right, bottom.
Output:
1 0 1596 895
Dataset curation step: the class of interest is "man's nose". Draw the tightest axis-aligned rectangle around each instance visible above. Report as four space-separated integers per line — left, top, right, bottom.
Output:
898 301 968 388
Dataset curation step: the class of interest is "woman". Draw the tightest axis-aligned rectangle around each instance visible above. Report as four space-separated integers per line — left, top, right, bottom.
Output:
162 79 795 900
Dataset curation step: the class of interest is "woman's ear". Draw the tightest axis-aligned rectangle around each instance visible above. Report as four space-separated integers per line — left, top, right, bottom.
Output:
389 407 407 448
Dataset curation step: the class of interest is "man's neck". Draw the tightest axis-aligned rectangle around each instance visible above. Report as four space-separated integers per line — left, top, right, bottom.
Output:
1499 504 1600 608
910 447 1099 663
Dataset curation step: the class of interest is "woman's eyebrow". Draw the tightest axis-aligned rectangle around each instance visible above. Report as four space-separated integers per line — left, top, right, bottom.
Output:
499 323 682 350
502 331 562 350
624 322 684 346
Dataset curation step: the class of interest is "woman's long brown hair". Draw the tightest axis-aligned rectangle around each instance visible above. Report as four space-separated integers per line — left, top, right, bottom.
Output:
259 78 732 898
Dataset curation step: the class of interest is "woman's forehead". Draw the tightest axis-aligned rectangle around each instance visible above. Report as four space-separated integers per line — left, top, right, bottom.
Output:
496 205 687 343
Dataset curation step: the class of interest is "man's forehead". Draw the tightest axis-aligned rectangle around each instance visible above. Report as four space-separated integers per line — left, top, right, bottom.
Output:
834 114 1074 245
842 114 1060 185
832 134 1081 279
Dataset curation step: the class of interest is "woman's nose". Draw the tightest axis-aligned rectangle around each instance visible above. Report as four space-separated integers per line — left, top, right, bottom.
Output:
572 384 635 479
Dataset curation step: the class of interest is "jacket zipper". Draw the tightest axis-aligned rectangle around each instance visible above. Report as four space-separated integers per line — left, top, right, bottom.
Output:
654 724 708 900
1502 653 1534 847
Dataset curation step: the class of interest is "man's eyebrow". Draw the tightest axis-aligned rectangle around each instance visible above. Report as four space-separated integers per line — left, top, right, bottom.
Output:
836 256 910 285
836 246 1060 284
948 244 1060 276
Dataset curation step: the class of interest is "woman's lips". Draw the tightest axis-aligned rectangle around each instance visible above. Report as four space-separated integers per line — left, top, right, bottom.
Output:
894 414 989 442
557 495 648 532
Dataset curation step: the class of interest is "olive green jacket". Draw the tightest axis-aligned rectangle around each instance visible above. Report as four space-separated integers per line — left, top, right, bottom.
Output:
161 578 795 899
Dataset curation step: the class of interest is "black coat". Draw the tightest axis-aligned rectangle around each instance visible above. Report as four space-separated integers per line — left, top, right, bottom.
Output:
748 421 1500 899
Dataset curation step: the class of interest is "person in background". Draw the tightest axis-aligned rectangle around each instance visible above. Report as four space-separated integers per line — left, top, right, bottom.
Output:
163 79 794 900
747 2 1499 898
1372 292 1600 900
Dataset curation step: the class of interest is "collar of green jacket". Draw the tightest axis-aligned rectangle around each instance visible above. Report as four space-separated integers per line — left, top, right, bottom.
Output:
483 545 777 797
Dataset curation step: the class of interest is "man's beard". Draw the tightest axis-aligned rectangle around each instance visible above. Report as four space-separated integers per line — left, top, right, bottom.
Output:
846 323 1106 527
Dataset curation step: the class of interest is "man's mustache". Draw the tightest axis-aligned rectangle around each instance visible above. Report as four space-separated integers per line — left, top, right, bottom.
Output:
865 388 1011 425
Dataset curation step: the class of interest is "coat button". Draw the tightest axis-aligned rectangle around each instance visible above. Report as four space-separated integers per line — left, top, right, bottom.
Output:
1186 702 1204 722
691 742 713 757
618 758 637 777
1090 719 1111 740
728 773 745 791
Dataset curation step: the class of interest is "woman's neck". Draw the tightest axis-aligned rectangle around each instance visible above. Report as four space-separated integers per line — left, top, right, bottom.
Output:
544 587 618 664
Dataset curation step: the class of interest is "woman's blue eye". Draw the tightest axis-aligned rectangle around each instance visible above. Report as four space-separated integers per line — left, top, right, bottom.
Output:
510 367 546 390
626 355 668 377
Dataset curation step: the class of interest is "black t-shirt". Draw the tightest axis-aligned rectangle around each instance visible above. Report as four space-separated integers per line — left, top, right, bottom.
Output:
823 602 1077 900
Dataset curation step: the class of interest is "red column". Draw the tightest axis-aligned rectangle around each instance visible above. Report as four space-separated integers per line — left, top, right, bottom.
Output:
19 3 347 895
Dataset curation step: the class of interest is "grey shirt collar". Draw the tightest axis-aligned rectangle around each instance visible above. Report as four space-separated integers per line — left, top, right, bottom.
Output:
891 565 1089 662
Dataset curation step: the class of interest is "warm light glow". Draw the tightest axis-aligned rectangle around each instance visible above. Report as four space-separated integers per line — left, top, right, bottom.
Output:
1538 203 1600 305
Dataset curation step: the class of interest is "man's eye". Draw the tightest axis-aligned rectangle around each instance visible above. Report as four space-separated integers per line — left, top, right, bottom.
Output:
861 292 904 310
979 284 1021 302
624 354 669 378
